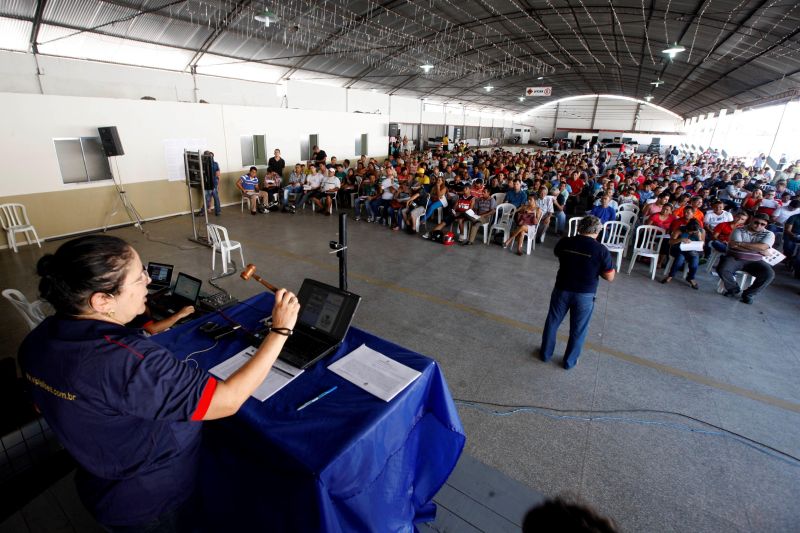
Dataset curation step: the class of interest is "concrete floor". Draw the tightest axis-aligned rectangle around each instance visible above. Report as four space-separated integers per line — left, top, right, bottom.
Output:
1 204 799 532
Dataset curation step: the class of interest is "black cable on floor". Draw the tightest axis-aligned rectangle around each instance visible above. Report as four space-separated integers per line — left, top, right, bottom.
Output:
453 398 800 467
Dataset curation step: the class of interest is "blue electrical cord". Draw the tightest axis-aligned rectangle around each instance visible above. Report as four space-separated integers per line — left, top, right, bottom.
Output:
454 399 800 467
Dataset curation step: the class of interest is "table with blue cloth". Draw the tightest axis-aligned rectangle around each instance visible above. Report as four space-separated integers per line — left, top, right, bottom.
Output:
153 292 465 532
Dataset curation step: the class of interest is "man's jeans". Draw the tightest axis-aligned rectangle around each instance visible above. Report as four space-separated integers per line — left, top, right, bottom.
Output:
204 188 220 215
540 289 595 369
282 185 303 206
717 255 775 298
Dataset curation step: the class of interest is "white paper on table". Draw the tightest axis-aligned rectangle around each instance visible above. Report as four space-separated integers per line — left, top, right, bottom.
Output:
761 247 785 266
679 241 704 252
327 344 421 402
209 346 304 402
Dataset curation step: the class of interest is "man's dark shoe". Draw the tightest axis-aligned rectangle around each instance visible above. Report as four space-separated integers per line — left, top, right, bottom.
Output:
723 288 741 298
740 294 754 304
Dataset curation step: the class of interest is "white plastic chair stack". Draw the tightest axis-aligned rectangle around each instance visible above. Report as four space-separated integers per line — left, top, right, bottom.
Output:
627 225 665 280
2 289 52 330
207 224 245 275
489 203 516 244
601 221 631 272
0 203 42 253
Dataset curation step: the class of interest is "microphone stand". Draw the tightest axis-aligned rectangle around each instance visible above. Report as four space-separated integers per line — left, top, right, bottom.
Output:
329 213 348 291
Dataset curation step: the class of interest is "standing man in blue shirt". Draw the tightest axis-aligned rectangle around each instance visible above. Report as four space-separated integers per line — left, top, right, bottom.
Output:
539 216 615 369
199 151 221 217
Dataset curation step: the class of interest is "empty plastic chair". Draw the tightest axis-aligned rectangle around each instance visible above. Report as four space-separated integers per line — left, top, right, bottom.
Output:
2 289 52 330
627 225 665 280
491 192 506 205
616 210 637 227
0 203 42 253
618 203 640 217
567 217 582 237
601 221 631 272
489 203 516 244
207 224 245 275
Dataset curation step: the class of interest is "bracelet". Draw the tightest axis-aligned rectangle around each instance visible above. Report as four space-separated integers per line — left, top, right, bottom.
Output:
269 327 293 336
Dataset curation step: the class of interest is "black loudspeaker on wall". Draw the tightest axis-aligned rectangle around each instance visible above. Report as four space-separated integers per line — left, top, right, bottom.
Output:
97 126 125 157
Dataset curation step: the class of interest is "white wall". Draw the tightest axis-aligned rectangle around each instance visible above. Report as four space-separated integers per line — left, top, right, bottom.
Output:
388 96 421 123
347 89 389 115
516 96 684 139
0 49 281 106
287 79 347 112
0 91 389 198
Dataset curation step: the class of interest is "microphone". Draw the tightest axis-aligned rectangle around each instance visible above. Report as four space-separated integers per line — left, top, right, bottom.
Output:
240 264 279 293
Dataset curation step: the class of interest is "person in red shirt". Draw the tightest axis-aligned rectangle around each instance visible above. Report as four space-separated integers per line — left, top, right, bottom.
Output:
669 206 703 234
566 172 585 196
710 211 748 253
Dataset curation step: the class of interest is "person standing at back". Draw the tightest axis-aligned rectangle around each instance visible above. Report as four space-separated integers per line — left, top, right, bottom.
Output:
539 216 615 369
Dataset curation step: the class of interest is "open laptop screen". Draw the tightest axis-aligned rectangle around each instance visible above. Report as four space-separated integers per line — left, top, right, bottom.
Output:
173 273 201 302
147 262 173 285
296 280 360 339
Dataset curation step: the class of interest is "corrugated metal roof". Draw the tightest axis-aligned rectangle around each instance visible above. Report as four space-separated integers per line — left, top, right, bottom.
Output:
1 0 797 116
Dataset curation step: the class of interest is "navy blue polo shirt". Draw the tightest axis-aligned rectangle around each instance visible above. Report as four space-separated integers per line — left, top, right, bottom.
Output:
553 235 614 294
18 316 216 527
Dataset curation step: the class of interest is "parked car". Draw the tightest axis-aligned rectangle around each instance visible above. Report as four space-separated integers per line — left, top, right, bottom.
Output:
604 142 634 157
538 137 551 147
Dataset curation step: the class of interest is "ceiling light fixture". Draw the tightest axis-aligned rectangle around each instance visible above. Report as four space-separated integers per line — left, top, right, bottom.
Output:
420 64 434 73
254 10 277 27
519 97 525 102
662 44 686 59
644 95 654 102
537 76 543 80
484 85 494 92
650 80 664 88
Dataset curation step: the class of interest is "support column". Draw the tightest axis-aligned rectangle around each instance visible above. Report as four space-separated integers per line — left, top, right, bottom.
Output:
590 96 600 130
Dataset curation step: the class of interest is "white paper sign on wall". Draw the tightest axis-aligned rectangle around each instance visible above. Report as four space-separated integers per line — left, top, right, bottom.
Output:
525 87 552 97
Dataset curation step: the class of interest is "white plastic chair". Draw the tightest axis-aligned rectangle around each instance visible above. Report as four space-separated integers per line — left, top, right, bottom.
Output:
0 204 41 253
627 225 665 280
240 194 249 212
567 217 582 237
207 224 244 274
2 289 52 330
716 271 755 294
489 203 516 244
601 221 631 271
618 203 640 217
616 210 637 227
518 224 539 255
706 248 722 273
491 192 506 205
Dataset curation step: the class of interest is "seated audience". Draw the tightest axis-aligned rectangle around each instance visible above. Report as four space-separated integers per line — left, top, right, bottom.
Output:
237 166 270 215
661 218 705 289
717 213 776 304
504 195 542 256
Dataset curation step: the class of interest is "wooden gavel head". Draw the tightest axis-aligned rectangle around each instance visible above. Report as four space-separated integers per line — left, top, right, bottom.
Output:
241 263 257 281
240 263 278 293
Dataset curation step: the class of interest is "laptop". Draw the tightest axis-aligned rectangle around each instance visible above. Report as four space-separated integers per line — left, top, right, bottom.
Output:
146 262 174 292
155 272 202 314
277 279 361 369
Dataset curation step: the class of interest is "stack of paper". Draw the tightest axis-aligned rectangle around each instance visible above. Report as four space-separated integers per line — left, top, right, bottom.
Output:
210 346 304 402
328 344 421 402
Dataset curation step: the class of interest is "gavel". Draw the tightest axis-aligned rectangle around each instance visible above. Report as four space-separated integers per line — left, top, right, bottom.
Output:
241 264 279 293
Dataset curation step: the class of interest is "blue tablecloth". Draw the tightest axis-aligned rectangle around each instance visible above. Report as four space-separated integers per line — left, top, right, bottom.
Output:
154 293 465 532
